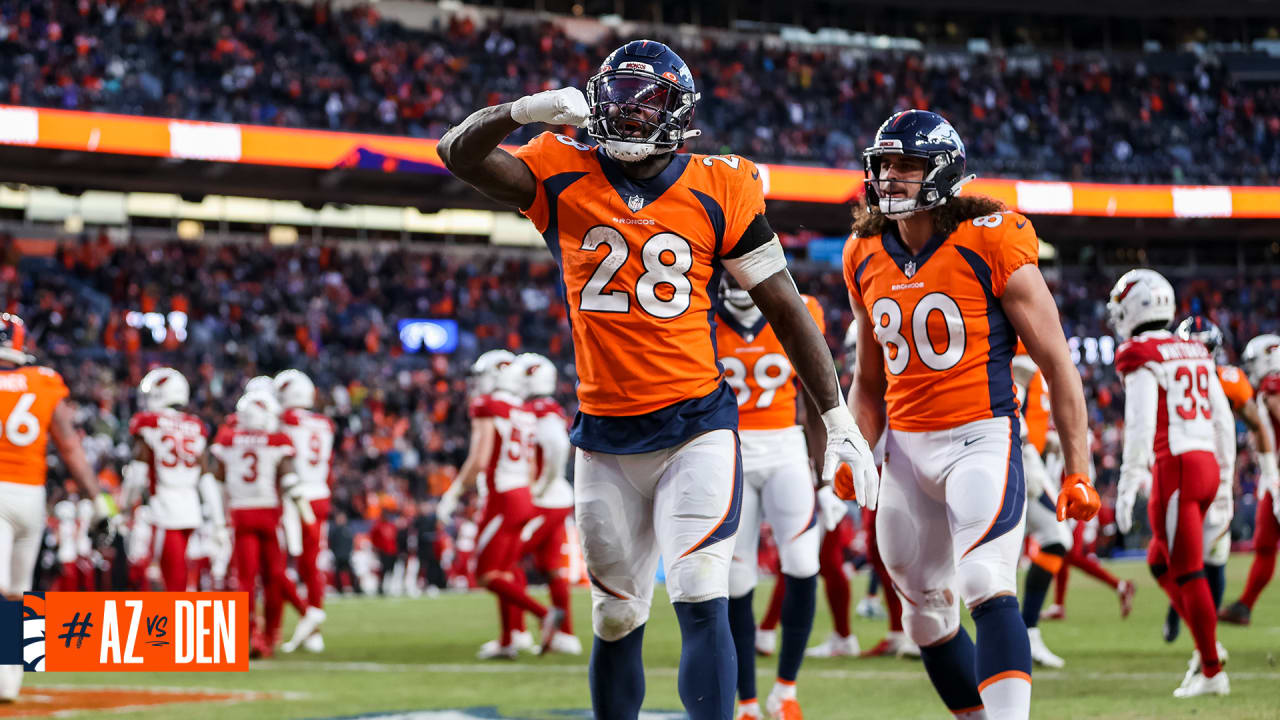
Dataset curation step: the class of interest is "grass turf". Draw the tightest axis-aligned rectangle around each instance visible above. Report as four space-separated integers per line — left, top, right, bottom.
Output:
20 558 1280 719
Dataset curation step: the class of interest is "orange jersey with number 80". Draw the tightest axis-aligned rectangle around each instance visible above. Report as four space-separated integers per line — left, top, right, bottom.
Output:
0 365 69 486
716 295 824 430
844 211 1040 432
514 132 765 417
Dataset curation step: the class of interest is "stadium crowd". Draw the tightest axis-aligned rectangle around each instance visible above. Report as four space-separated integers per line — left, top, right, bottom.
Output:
2 1 1280 184
10 232 1279 591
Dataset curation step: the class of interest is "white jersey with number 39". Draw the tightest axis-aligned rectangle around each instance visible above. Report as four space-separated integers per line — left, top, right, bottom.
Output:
1116 332 1234 491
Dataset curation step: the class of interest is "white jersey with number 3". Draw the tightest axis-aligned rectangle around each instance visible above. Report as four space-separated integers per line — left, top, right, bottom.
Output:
211 426 295 510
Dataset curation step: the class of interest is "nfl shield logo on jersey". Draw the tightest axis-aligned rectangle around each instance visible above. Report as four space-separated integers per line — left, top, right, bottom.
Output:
903 260 917 278
627 194 645 213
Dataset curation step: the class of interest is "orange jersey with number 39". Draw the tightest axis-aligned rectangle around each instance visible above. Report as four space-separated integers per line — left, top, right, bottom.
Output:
514 132 765 419
0 366 69 486
844 210 1039 432
716 295 824 430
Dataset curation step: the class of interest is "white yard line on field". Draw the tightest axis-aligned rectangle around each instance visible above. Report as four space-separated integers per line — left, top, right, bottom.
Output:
261 660 1280 681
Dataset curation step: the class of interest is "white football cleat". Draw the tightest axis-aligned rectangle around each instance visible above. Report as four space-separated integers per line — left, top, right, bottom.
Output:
511 630 534 653
856 596 886 619
1180 642 1228 689
805 631 860 657
280 607 326 654
476 641 519 660
1173 670 1229 698
303 633 325 653
755 628 777 656
545 631 582 655
1027 627 1065 668
887 631 921 658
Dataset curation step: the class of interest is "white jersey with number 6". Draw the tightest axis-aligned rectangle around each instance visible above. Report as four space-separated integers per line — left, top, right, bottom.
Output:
211 425 295 510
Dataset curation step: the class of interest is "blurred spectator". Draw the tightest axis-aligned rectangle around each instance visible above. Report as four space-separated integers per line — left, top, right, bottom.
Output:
0 1 1276 184
329 511 357 595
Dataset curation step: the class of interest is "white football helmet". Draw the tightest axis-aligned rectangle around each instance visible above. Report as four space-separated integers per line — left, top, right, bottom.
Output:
1106 269 1175 341
518 353 557 398
236 391 281 432
245 375 275 397
469 349 515 397
274 369 316 409
1242 334 1280 384
494 359 528 399
139 367 190 411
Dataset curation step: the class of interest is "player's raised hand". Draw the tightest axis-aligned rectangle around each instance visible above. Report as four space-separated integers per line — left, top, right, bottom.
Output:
1057 473 1100 522
821 406 878 509
510 87 590 127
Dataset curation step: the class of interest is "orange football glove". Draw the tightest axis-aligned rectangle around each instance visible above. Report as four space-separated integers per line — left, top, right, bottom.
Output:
832 464 857 502
1056 473 1101 522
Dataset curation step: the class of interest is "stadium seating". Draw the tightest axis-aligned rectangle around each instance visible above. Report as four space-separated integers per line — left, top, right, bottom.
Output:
2 1 1278 183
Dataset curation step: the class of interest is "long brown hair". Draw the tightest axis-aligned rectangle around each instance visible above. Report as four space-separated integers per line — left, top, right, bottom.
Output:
851 194 1007 238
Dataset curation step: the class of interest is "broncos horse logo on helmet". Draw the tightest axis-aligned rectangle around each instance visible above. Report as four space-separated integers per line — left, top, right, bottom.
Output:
586 40 701 163
1175 315 1226 360
863 110 976 220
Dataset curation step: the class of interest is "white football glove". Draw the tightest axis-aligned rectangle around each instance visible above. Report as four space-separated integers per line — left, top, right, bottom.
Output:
436 481 463 522
510 87 590 127
1114 475 1144 535
816 485 848 532
821 405 878 510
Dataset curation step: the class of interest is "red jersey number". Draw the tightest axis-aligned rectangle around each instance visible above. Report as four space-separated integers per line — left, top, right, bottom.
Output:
1173 365 1212 421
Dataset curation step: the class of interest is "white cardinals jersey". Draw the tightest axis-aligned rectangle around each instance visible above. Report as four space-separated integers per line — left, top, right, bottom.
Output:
280 408 335 501
1115 331 1229 461
129 409 208 529
472 392 536 494
528 397 573 509
211 425 295 510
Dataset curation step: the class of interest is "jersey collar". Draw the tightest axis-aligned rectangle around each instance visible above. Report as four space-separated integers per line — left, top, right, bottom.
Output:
595 150 690 214
715 303 768 341
881 225 948 279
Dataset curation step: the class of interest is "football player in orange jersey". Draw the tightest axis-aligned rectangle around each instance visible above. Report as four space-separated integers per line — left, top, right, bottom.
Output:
841 110 1097 720
0 314 117 702
440 39 877 720
716 276 843 720
1171 317 1275 634
1219 333 1280 626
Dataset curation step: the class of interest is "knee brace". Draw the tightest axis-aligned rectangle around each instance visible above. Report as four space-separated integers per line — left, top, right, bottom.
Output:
592 596 651 642
901 588 961 647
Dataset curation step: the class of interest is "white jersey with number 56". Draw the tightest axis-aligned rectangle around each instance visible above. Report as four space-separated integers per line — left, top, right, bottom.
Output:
211 425 295 510
472 392 536 495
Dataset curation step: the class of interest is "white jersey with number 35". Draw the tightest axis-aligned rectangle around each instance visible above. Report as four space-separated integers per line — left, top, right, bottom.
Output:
129 409 208 529
211 426 295 510
280 408 335 501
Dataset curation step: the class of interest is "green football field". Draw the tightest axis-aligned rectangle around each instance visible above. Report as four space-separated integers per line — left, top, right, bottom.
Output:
20 558 1280 719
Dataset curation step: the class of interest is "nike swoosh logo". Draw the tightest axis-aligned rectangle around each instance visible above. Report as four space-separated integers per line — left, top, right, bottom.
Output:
1016 220 1027 229
963 437 982 447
